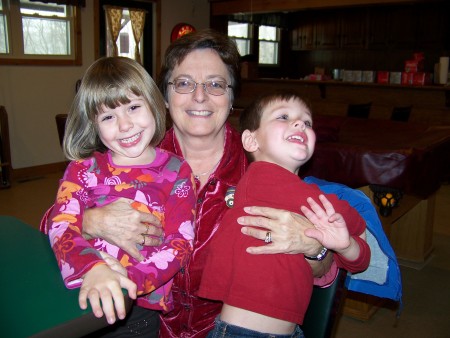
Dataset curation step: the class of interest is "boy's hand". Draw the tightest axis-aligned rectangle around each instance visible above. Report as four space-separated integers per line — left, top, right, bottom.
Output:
301 194 351 251
79 264 137 324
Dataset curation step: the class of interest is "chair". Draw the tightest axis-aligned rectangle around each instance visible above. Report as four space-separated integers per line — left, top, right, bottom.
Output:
0 106 12 188
301 269 347 338
347 102 372 119
55 114 68 147
391 105 411 122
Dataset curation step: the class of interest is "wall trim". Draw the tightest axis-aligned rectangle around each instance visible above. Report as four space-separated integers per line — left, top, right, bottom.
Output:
12 162 68 181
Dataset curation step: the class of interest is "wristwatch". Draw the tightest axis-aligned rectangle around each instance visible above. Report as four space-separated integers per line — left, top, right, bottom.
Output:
304 247 329 261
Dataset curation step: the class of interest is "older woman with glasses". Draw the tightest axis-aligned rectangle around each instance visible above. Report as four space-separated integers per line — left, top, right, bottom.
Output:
68 29 334 338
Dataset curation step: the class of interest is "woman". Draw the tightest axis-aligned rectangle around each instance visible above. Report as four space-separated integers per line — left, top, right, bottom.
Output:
73 29 335 337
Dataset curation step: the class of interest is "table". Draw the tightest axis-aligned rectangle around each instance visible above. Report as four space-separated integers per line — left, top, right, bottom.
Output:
0 215 132 337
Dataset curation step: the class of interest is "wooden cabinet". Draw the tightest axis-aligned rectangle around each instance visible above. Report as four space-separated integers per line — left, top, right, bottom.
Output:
340 8 367 49
367 7 389 49
291 8 368 50
314 11 340 49
386 6 416 50
290 16 315 50
416 2 450 50
289 3 449 52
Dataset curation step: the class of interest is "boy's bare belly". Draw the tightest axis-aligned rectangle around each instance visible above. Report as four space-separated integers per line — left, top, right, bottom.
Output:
220 304 296 335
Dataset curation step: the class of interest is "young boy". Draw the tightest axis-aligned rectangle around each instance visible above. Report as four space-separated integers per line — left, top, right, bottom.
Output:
198 90 370 337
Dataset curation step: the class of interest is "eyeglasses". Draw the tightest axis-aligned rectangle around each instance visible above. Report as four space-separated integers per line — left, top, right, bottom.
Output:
168 78 232 96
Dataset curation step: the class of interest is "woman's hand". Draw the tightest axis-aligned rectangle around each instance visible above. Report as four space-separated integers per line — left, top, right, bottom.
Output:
237 206 323 256
82 198 163 261
79 264 137 325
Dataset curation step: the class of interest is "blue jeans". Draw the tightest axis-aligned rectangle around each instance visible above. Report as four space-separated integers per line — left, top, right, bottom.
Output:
206 317 305 338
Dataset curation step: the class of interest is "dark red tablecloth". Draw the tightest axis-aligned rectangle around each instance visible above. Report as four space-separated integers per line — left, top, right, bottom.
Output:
300 115 450 199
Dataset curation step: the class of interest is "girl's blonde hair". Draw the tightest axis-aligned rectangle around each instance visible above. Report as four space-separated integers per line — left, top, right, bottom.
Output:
63 57 166 160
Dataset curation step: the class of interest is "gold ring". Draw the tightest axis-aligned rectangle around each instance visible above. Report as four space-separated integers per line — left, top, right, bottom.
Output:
264 231 272 244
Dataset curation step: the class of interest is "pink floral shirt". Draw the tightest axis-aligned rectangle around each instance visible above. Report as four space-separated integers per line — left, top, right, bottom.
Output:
47 149 196 312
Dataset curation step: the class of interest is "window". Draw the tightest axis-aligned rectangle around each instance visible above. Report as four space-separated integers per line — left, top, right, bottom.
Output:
258 25 279 65
227 21 280 66
0 1 8 53
0 0 81 65
105 8 144 63
97 0 154 73
228 21 251 56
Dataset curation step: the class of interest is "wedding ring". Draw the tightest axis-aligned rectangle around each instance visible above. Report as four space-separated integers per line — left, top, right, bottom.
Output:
141 234 145 246
264 231 272 244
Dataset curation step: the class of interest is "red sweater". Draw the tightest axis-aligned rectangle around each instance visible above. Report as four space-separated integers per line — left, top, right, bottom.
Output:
198 161 370 324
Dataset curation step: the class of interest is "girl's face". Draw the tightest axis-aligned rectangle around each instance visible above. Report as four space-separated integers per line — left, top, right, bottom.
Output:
96 94 156 166
166 48 232 140
250 98 316 174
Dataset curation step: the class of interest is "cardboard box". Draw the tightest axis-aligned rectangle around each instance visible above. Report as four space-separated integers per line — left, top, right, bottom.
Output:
390 72 402 84
353 70 362 82
377 71 389 84
342 70 354 82
413 52 425 62
405 59 424 73
401 72 414 85
308 74 323 81
412 72 431 86
362 71 375 83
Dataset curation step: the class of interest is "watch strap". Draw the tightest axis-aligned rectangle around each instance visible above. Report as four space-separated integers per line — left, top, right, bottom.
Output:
304 247 328 261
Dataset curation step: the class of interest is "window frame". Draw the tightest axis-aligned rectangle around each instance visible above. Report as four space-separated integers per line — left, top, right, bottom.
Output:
227 20 280 67
0 0 82 66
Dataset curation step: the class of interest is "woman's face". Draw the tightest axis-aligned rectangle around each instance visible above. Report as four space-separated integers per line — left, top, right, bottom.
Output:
167 48 232 139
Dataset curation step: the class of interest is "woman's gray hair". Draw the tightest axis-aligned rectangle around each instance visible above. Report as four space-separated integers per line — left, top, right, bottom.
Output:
63 57 166 160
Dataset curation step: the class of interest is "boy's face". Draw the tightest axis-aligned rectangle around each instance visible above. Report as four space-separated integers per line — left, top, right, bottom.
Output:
250 98 316 174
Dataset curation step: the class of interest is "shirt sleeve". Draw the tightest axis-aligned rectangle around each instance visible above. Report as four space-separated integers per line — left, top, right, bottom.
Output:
47 159 104 289
334 235 371 273
323 192 371 274
40 205 53 234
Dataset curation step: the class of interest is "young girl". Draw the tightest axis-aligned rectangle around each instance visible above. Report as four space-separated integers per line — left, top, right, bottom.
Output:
45 57 196 335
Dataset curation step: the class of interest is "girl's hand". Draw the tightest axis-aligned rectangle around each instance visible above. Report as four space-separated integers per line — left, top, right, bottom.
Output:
82 198 163 261
98 251 127 276
79 264 137 325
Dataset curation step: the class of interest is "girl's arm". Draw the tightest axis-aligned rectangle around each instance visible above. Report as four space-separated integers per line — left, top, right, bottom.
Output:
47 159 105 288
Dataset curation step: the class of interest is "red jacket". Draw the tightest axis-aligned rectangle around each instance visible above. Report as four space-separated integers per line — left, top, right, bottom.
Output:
158 123 248 338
